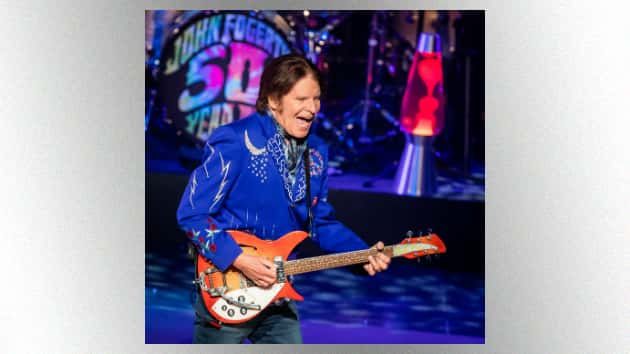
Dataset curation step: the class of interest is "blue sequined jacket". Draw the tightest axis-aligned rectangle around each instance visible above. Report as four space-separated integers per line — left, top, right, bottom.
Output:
176 111 369 271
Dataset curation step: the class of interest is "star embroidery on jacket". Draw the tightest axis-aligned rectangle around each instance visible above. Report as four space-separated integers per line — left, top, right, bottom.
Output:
205 227 220 239
186 229 201 240
204 227 219 252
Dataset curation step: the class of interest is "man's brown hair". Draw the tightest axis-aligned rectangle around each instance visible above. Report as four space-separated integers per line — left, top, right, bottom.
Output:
255 53 322 113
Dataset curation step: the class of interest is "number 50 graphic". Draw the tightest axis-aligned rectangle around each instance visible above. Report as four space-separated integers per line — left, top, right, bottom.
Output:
178 42 268 113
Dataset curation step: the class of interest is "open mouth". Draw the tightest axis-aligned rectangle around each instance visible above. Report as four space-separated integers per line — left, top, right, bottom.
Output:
296 116 314 123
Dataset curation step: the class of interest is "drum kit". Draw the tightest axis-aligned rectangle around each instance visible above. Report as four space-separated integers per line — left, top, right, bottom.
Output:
146 10 414 171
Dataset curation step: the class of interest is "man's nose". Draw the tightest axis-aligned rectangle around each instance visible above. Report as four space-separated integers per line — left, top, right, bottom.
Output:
306 99 318 113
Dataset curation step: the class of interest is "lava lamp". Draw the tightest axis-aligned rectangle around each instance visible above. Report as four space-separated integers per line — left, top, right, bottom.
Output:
394 32 445 196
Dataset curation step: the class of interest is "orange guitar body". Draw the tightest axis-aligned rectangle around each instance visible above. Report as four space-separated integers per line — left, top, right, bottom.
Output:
196 230 307 324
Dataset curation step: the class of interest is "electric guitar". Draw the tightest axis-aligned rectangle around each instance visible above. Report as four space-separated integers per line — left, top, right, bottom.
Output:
195 230 446 324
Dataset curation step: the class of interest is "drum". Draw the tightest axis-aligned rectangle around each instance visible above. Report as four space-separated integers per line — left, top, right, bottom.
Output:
156 11 294 145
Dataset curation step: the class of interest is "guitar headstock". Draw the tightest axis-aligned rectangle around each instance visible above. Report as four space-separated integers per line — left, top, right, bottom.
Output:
396 230 446 259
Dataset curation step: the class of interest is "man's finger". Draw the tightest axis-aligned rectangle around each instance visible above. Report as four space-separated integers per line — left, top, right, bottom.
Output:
376 253 390 264
363 263 375 276
260 258 276 268
376 258 388 271
368 255 382 272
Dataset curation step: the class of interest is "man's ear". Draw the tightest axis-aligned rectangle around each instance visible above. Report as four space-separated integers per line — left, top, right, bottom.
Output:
268 96 280 112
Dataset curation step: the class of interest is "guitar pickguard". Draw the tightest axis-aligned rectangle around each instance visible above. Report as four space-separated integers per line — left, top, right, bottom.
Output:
211 283 283 322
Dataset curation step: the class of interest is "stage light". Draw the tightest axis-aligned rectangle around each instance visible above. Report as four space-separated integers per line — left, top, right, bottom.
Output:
394 32 445 197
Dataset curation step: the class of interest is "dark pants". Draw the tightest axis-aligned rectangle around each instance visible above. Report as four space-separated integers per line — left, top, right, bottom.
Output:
192 295 302 344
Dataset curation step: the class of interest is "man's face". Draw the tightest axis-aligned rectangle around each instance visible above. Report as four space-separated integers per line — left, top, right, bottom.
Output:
269 74 321 139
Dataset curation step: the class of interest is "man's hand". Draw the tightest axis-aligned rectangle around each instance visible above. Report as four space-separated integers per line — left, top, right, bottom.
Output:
363 241 391 276
232 253 277 288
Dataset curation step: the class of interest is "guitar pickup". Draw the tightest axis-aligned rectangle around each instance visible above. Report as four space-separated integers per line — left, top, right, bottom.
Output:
274 256 286 283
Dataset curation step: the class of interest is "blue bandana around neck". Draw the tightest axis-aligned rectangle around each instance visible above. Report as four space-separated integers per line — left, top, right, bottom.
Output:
268 110 308 181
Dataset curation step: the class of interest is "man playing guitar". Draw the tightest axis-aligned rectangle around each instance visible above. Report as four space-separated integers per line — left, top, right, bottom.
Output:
177 54 391 344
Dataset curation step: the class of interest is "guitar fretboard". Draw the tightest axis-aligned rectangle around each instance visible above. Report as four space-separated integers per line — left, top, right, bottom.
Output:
283 246 395 275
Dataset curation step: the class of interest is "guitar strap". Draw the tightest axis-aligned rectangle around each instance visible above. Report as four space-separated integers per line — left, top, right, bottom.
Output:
303 146 314 238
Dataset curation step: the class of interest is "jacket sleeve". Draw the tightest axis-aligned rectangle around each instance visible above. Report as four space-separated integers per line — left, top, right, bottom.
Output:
176 126 243 271
310 146 369 253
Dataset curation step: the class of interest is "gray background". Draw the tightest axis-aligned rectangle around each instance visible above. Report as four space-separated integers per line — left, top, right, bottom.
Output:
1 0 628 353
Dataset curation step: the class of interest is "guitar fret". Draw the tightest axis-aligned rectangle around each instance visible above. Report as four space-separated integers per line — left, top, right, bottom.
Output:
284 247 395 275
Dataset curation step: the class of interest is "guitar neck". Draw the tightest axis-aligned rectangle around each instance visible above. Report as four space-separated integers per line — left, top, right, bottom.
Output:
284 246 397 276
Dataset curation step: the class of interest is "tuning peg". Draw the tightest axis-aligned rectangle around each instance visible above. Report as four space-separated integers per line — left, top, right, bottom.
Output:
406 230 413 238
426 228 433 235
